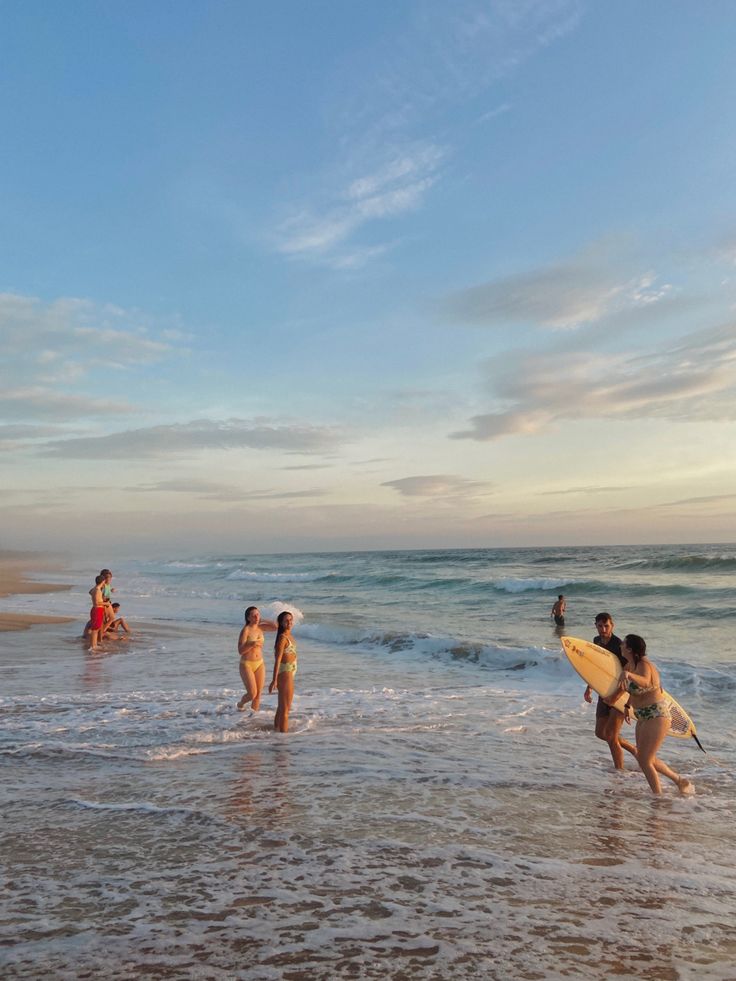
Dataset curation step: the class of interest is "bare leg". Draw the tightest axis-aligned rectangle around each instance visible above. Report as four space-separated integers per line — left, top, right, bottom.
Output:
635 717 671 795
237 662 257 710
275 673 294 733
597 708 684 786
597 710 635 769
251 663 266 712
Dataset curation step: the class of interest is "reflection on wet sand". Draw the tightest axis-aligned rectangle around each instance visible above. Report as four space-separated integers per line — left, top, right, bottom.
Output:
226 738 293 830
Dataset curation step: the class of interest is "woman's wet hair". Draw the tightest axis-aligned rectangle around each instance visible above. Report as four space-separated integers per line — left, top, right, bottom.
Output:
244 606 258 624
624 634 647 663
274 610 292 648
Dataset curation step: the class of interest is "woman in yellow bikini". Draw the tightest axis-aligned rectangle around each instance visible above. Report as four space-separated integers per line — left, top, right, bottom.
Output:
619 634 693 796
268 610 297 733
237 606 277 711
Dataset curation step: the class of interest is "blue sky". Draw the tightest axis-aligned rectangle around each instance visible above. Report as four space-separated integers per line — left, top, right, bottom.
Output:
2 0 736 554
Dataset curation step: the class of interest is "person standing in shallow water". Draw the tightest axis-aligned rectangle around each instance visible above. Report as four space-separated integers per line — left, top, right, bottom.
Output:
619 634 693 796
551 594 566 628
584 613 687 791
237 606 277 712
269 611 297 733
583 612 635 769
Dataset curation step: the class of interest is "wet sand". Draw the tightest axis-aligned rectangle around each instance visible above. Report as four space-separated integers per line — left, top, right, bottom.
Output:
0 552 74 631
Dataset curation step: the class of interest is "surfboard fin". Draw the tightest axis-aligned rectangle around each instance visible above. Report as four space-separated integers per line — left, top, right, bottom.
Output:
691 732 706 754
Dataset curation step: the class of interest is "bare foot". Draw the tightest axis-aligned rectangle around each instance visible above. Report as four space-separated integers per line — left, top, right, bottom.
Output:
237 695 251 711
677 777 695 796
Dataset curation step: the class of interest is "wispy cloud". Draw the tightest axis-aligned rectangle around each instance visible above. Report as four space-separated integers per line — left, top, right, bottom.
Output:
0 292 185 425
537 485 630 496
334 0 583 135
0 423 73 440
0 389 136 422
41 418 344 459
276 142 445 264
441 261 672 329
382 473 493 500
274 1 583 267
476 102 512 124
654 492 736 509
452 317 736 441
0 292 180 382
127 479 327 503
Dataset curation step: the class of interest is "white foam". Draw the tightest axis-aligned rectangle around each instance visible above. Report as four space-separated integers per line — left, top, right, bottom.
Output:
493 576 576 593
226 568 325 582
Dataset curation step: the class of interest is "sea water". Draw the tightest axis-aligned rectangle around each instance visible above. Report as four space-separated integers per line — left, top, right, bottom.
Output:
1 545 735 979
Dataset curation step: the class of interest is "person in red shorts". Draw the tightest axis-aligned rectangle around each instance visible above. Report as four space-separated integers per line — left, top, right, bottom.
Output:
88 574 106 651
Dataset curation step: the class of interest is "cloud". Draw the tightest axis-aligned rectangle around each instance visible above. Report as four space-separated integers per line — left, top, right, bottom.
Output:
0 292 186 425
276 142 445 264
0 420 80 453
41 418 343 459
452 315 736 440
334 0 583 136
0 423 72 439
655 493 736 509
0 388 136 422
128 479 327 503
476 102 511 124
537 485 630 496
441 262 672 329
0 293 178 382
382 473 493 499
274 2 582 267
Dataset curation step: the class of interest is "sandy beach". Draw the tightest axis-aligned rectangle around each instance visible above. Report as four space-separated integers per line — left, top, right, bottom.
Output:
0 552 74 631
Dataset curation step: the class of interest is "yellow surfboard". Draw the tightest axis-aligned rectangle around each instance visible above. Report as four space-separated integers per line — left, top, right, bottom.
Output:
561 636 622 699
561 635 703 749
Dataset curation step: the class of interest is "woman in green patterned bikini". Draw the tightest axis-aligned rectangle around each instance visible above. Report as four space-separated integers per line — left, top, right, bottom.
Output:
620 634 693 796
269 610 297 733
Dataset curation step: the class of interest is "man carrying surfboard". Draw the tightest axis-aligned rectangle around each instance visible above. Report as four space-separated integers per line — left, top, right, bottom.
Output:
583 612 638 769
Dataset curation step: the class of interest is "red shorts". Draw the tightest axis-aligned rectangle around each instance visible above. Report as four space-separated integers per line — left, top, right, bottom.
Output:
90 606 104 630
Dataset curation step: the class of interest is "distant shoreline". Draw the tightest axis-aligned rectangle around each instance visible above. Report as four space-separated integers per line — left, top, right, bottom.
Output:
0 553 74 632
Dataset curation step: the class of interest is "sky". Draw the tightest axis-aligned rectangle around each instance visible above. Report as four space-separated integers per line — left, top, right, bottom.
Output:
2 0 736 555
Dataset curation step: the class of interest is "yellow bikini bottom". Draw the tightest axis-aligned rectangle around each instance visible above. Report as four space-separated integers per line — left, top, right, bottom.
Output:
240 658 264 673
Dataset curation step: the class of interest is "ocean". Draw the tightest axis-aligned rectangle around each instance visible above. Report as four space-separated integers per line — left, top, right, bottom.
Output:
2 544 735 979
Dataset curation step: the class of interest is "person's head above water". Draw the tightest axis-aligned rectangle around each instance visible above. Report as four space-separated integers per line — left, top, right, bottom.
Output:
244 606 259 625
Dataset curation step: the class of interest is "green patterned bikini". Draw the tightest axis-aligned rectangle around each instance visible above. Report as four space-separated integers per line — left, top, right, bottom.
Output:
628 678 670 722
633 701 670 721
278 640 297 676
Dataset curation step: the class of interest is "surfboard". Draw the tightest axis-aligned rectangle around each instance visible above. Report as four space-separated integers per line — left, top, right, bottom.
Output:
561 636 623 699
561 635 703 748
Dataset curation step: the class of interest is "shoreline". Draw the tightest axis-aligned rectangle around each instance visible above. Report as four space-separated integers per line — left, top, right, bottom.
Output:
0 553 74 632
